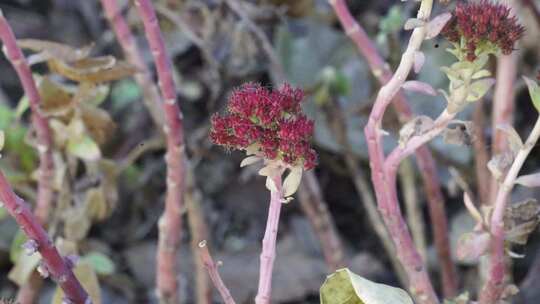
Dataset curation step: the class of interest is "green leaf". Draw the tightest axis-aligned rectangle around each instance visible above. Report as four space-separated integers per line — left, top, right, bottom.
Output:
10 230 27 263
82 251 116 275
524 76 540 112
15 95 30 119
111 79 140 111
466 78 495 102
320 268 414 304
379 5 403 34
0 104 14 129
67 135 101 161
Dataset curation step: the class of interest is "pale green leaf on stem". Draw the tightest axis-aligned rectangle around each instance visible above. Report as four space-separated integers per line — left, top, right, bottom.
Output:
283 166 303 197
82 251 116 275
466 78 495 102
320 268 413 304
240 155 262 167
523 76 540 112
67 134 101 161
0 130 4 152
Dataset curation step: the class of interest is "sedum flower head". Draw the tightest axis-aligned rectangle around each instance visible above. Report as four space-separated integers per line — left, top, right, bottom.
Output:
442 0 525 61
210 83 317 170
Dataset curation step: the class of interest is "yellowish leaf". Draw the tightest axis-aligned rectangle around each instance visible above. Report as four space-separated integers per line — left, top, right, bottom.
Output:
66 135 101 161
52 262 101 304
37 76 74 116
8 252 41 286
17 39 92 62
320 268 414 304
48 56 137 83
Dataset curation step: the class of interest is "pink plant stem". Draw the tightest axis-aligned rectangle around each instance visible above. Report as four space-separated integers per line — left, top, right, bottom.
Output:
0 10 54 225
100 0 165 127
198 241 236 304
297 171 345 271
480 116 540 304
330 0 457 298
473 103 491 205
489 53 518 203
0 10 57 302
362 0 441 301
255 174 283 304
522 0 540 28
0 171 88 303
133 1 186 302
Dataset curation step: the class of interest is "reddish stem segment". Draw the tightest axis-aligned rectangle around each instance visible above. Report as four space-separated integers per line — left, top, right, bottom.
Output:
0 10 54 225
297 171 345 271
99 0 164 127
0 9 57 302
198 241 236 304
0 171 88 303
133 1 186 302
330 0 456 298
255 175 283 304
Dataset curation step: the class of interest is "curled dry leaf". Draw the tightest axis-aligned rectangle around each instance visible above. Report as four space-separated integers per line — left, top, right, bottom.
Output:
48 56 137 83
496 124 523 156
37 76 74 116
504 198 540 245
404 18 425 30
487 152 514 182
443 121 476 146
401 80 437 96
425 12 452 39
413 51 425 73
515 171 540 188
282 166 303 197
81 104 116 145
399 116 434 147
456 230 490 262
17 39 92 63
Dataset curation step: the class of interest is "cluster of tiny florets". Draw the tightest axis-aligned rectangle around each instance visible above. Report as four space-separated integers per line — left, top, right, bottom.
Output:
442 0 525 61
210 83 317 170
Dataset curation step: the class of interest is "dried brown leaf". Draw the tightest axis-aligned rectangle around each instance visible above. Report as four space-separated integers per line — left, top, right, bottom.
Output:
504 198 540 245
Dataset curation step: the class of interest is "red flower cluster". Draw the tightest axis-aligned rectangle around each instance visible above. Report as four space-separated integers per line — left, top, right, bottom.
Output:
442 0 525 61
210 83 317 170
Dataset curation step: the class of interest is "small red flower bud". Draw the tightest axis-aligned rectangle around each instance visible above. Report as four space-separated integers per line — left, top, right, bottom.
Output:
211 83 317 170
